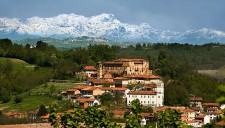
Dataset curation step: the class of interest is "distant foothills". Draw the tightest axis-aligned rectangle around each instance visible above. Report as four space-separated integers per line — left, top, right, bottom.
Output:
1 13 225 44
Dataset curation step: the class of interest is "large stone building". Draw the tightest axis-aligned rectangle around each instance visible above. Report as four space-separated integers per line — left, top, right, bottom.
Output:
126 78 164 107
98 58 150 78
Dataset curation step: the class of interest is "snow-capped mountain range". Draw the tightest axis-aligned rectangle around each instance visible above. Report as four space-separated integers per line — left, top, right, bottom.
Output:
1 13 225 43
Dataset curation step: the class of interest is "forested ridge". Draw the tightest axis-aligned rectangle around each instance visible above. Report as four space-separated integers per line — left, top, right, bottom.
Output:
0 38 225 105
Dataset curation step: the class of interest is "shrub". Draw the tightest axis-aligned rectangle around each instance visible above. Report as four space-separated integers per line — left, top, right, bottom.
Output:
14 96 23 103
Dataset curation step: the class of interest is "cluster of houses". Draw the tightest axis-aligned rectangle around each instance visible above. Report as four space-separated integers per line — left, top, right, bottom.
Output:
157 97 224 127
3 58 224 127
62 58 164 109
60 58 225 127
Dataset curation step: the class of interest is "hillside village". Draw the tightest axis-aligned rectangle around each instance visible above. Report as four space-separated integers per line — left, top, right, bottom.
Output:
58 58 224 127
1 58 225 127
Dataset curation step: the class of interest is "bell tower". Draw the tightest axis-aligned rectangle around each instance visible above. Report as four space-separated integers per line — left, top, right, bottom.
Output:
97 62 103 78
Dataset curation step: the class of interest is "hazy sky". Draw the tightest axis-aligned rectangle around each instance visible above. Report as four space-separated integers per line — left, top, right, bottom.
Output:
1 0 225 32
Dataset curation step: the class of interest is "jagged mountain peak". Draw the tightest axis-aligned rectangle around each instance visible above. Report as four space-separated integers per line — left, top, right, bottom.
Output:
0 13 225 43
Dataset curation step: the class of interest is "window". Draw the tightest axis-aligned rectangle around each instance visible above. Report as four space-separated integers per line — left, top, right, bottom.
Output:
152 96 154 98
144 96 145 98
148 96 149 98
152 101 154 104
158 96 160 98
144 101 146 103
141 95 142 98
141 101 142 103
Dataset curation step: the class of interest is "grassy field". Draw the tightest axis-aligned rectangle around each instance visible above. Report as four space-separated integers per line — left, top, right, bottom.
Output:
0 57 35 69
0 82 84 112
1 96 60 112
30 82 80 95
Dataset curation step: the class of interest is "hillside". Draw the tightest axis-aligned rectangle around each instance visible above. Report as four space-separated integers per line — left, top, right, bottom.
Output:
0 57 54 104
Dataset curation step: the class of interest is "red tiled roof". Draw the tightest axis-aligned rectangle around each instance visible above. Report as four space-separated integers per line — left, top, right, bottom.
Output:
203 103 220 107
184 120 197 124
89 79 115 85
114 77 129 80
115 58 146 62
104 62 123 65
141 113 154 118
190 97 203 101
144 84 157 88
190 107 201 111
100 87 127 91
127 91 156 95
206 107 218 111
216 121 225 126
183 108 194 113
157 106 194 113
73 85 90 90
82 86 98 91
66 109 75 113
195 114 206 119
84 66 97 71
113 110 126 115
66 88 78 92
214 110 223 115
39 114 50 119
76 98 95 103
104 58 146 65
126 75 160 79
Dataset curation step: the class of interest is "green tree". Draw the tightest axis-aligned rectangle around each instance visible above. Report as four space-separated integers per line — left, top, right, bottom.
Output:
125 99 142 128
49 85 56 96
158 108 190 128
49 105 121 128
14 95 23 104
216 85 225 103
37 105 48 117
99 92 113 106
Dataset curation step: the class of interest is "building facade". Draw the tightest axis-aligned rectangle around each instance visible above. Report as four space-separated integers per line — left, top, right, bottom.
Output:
126 79 164 107
98 59 150 77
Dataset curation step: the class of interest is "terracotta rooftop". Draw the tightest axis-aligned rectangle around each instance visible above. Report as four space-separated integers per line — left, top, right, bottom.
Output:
144 84 157 89
39 114 50 119
141 113 154 118
66 88 78 92
216 121 225 126
113 110 126 115
89 78 115 85
157 106 194 113
103 58 147 65
184 120 197 124
190 97 203 101
195 114 206 119
114 77 129 80
127 91 156 95
126 75 160 79
100 87 127 91
214 110 223 115
73 85 90 90
206 107 218 111
84 66 97 71
82 86 98 91
75 98 95 103
103 62 123 65
190 107 201 111
183 108 195 113
203 103 220 107
115 58 146 62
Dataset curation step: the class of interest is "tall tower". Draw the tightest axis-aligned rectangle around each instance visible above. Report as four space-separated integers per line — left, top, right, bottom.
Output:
97 62 103 78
